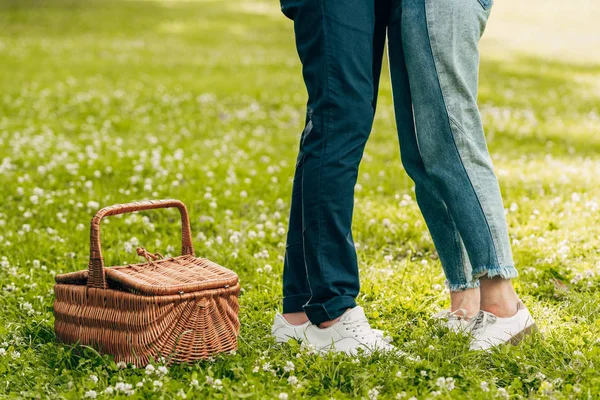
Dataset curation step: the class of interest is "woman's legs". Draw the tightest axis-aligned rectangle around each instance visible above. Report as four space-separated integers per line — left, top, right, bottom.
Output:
390 0 519 316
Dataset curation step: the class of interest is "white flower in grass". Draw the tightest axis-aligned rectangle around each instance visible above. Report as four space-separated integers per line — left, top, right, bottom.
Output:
12 351 20 359
116 361 127 369
87 201 100 210
264 264 273 273
283 361 295 372
84 390 97 399
190 379 199 389
0 348 6 356
396 392 406 399
145 364 155 375
157 365 168 377
104 387 114 394
89 374 98 384
30 195 39 205
368 387 380 400
278 393 288 400
212 379 223 390
153 380 162 389
480 381 489 392
287 376 298 386
496 387 509 399
136 382 144 388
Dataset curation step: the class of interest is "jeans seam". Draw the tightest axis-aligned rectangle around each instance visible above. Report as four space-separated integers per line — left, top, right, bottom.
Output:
423 0 501 268
447 207 467 283
302 0 330 309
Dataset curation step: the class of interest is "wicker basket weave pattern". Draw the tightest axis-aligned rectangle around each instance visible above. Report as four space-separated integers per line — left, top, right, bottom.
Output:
53 199 240 365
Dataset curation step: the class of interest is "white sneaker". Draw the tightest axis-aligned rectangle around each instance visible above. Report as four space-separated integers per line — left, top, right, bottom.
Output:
271 312 312 343
469 300 537 351
271 310 393 344
300 306 396 356
432 308 471 333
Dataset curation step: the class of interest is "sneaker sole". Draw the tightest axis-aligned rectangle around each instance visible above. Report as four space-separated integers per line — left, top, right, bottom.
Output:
508 323 539 345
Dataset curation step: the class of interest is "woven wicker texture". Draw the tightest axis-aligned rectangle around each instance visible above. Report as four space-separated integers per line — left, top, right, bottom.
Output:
54 199 240 365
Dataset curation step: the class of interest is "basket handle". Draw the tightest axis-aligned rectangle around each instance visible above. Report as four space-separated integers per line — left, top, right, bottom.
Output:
87 199 195 289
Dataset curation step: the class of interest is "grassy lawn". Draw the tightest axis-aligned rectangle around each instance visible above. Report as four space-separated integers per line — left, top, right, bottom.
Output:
1 0 600 398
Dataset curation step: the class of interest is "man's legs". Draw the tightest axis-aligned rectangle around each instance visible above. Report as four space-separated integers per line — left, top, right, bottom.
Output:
280 0 387 326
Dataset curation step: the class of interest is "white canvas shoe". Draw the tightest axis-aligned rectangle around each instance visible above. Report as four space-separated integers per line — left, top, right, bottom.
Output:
271 312 312 343
432 308 472 333
271 310 392 344
300 306 396 356
469 300 537 351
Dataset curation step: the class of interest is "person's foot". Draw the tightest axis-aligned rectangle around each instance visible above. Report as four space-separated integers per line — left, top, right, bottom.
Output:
271 310 392 344
432 308 472 333
300 306 396 356
272 312 312 343
469 300 537 351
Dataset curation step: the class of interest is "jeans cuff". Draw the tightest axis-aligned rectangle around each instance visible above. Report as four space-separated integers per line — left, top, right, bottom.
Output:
473 265 518 280
445 279 481 292
282 293 312 314
302 295 357 325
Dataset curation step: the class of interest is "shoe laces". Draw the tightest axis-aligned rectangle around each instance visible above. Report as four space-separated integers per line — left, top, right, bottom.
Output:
434 308 468 321
342 318 382 344
469 310 497 336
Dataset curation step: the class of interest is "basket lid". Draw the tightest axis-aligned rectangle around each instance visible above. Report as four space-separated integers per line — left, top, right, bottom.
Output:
56 255 238 296
105 255 238 295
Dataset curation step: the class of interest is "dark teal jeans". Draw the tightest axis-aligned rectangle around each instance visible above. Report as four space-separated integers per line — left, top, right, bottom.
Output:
281 0 517 325
280 0 390 324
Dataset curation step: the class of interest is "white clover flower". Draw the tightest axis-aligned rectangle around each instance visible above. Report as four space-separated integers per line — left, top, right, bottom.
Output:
87 201 100 210
283 361 295 372
496 387 509 399
104 387 114 394
145 364 155 375
368 387 379 400
278 393 288 400
157 365 168 377
212 379 223 390
84 390 97 399
190 379 199 388
480 381 489 392
116 361 127 369
89 374 98 384
177 389 187 398
287 376 298 386
0 348 6 356
153 380 163 389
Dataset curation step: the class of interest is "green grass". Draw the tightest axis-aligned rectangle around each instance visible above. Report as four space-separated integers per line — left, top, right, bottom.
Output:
1 0 600 398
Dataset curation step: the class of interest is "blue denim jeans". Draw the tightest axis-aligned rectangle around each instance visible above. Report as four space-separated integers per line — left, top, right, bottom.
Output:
280 0 518 325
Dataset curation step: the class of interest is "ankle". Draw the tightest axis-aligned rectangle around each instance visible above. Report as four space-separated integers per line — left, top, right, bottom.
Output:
450 287 480 319
317 308 351 329
479 277 520 317
282 312 309 325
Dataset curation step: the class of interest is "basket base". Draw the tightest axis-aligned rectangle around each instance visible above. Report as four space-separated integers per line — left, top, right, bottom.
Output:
54 283 240 365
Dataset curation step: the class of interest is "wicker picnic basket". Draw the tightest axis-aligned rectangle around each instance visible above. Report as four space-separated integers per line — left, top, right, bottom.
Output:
53 199 240 366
